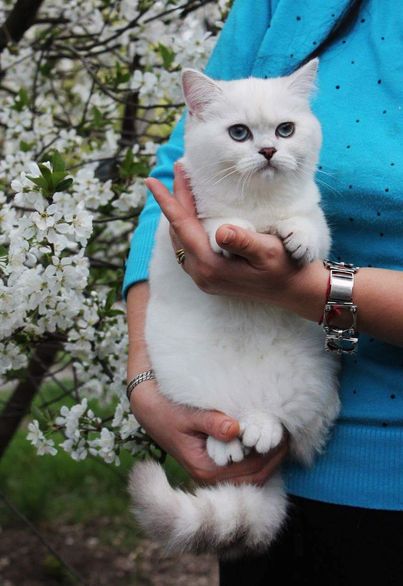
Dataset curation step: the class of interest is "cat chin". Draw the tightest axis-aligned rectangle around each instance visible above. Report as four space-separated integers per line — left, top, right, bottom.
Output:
255 164 291 182
258 165 276 179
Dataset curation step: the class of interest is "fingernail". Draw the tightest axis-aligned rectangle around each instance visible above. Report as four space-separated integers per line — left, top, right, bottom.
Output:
221 420 234 434
221 228 235 244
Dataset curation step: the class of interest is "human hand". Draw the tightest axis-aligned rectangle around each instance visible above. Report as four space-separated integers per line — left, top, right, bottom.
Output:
130 379 288 486
145 163 307 307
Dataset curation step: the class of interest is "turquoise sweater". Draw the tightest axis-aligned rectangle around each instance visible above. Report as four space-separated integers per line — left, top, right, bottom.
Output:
123 0 403 510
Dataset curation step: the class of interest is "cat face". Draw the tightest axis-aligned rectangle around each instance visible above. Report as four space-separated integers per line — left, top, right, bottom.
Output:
182 61 322 189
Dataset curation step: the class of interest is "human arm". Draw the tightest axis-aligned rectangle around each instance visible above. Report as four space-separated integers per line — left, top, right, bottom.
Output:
145 165 403 348
126 281 289 486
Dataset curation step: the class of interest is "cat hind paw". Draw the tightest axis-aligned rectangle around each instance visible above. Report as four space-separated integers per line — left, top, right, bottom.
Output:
240 414 283 454
206 436 245 466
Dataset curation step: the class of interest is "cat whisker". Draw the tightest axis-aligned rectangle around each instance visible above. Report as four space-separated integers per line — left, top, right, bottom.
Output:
191 165 239 187
239 167 255 200
316 168 336 178
212 166 240 185
315 178 342 196
297 165 342 196
196 160 234 172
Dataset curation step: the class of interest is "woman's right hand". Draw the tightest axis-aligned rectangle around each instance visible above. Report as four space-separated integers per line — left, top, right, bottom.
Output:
130 378 289 486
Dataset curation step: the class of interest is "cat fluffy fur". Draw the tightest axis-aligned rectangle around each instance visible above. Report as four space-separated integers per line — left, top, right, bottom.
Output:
129 60 340 556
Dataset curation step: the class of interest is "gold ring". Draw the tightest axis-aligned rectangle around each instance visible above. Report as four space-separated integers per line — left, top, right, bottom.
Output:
175 248 186 264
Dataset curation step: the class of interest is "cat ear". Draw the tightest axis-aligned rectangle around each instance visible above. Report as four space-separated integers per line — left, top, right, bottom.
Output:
286 58 319 99
181 69 223 117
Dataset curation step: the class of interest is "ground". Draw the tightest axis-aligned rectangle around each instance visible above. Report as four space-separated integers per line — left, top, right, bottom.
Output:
0 386 219 585
0 519 219 586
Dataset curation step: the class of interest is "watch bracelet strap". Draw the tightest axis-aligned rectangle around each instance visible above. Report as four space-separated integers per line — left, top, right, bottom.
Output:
322 260 359 355
126 369 156 401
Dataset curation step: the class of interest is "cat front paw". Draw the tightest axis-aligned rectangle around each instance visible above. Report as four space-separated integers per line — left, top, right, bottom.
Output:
209 234 232 258
276 219 321 264
202 218 256 257
206 436 245 466
240 413 283 454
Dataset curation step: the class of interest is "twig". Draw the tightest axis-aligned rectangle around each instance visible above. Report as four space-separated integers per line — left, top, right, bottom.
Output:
0 489 87 585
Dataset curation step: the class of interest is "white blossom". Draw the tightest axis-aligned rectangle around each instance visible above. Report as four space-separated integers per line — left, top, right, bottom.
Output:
0 0 227 463
120 415 141 440
27 421 58 456
89 428 120 465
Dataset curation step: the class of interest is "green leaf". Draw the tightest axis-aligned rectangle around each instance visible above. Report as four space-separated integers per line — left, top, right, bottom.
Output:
158 43 175 69
19 140 34 152
119 149 149 179
138 0 154 11
39 61 53 77
51 171 68 184
105 289 116 312
91 106 108 129
26 175 48 191
38 164 54 192
14 88 30 112
50 151 66 173
114 62 130 86
107 308 125 317
54 178 73 193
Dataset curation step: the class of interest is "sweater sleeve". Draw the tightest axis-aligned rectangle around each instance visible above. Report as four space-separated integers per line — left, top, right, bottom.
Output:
122 0 274 298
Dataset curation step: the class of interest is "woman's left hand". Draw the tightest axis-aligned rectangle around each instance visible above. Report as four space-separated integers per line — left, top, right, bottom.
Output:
145 163 325 311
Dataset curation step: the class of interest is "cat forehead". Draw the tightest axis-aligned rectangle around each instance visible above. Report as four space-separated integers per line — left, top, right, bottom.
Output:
217 77 310 123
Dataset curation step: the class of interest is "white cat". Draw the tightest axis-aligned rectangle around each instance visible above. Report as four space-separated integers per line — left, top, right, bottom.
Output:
129 59 340 556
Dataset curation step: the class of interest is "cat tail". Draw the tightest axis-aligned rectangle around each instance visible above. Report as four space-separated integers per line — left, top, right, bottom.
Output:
128 460 287 556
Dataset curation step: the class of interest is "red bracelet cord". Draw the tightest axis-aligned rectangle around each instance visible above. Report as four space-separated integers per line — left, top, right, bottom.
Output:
318 273 342 325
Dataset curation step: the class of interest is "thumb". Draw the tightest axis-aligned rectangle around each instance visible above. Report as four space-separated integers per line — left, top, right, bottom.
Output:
191 410 240 442
216 224 281 268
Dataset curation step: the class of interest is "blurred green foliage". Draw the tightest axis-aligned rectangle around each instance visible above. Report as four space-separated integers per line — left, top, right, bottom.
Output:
0 383 188 527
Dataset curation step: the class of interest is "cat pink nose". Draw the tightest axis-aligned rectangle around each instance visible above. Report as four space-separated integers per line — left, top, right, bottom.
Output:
259 147 277 161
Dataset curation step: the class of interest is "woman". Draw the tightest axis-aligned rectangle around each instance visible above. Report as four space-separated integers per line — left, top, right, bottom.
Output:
124 0 403 583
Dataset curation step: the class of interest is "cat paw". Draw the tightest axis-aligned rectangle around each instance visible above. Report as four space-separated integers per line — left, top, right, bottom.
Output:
240 413 283 454
206 436 245 466
276 219 320 264
208 235 232 258
202 218 256 257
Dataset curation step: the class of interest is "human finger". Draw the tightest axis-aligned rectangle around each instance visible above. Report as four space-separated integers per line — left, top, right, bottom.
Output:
146 176 211 258
145 177 187 225
169 223 183 254
173 162 197 215
186 409 240 442
215 224 284 269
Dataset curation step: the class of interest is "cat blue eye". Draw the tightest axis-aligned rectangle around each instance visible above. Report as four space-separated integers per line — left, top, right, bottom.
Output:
228 124 252 142
275 122 295 138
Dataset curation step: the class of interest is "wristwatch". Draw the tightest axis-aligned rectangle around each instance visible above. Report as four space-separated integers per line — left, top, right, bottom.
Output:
322 260 360 355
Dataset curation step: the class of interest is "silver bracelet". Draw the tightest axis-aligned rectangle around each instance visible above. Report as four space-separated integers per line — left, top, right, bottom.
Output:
322 260 360 355
126 369 156 401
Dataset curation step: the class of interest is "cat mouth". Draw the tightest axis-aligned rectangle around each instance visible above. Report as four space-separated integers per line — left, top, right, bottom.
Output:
259 161 277 173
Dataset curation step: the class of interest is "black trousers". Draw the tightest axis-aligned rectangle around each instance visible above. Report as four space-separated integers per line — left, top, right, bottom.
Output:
219 496 403 586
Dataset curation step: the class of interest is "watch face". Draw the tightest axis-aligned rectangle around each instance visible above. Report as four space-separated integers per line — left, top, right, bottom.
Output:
325 332 359 355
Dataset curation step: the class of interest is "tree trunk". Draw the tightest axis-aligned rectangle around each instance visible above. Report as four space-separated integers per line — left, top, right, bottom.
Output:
0 0 45 53
0 340 60 458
